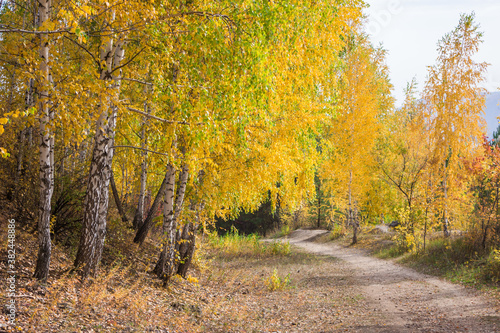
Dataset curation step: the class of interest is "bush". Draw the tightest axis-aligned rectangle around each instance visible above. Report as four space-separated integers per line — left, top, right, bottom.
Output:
485 249 500 282
270 241 291 255
279 224 290 237
330 223 346 240
391 208 422 253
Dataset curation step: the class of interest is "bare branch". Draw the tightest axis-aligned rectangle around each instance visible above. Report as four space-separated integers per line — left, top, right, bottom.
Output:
125 107 191 125
110 47 147 76
120 77 153 86
113 145 170 157
63 35 99 67
0 26 69 34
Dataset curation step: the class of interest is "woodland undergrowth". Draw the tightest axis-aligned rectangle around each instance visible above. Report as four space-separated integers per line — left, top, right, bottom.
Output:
0 213 295 332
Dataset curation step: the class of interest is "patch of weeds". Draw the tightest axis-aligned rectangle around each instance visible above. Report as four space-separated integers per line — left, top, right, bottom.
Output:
270 241 291 255
170 274 200 287
398 237 499 293
267 224 292 239
484 249 500 283
276 224 291 238
207 227 291 259
265 268 291 291
375 244 407 259
330 224 347 240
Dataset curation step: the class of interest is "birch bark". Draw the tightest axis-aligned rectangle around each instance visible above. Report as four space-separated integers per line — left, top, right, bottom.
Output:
154 163 189 282
34 0 53 281
153 164 176 278
74 24 125 277
132 94 150 230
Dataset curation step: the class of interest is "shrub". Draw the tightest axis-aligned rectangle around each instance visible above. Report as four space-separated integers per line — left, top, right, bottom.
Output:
392 208 422 253
485 248 500 282
280 224 290 237
330 223 346 240
270 241 291 255
265 268 291 291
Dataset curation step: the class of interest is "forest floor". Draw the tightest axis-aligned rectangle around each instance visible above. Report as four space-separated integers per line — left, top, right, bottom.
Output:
1 226 500 332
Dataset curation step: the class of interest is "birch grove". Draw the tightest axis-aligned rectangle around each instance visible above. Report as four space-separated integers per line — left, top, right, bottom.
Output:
1 2 496 285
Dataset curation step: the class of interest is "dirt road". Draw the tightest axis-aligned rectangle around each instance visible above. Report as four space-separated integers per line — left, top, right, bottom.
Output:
284 229 500 332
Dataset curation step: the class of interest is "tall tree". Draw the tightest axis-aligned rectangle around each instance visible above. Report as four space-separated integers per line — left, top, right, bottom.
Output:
424 13 488 236
376 80 430 232
321 35 393 244
33 0 54 282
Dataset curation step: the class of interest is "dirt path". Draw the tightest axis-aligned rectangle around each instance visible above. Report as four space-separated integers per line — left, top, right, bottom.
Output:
284 229 500 332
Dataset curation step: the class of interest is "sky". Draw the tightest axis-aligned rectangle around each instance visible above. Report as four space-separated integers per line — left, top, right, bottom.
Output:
364 0 500 106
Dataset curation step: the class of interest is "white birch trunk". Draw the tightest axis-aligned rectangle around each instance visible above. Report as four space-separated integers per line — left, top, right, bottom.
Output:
154 163 189 282
348 169 358 245
164 164 189 281
443 167 450 237
132 94 149 230
34 0 53 281
74 25 125 277
153 164 176 278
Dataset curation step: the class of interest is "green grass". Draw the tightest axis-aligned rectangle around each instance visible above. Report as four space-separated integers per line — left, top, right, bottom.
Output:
392 237 499 291
354 228 500 295
266 224 292 239
207 228 291 258
376 244 407 259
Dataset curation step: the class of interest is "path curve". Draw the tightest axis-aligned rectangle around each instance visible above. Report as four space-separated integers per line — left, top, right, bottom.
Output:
283 229 500 332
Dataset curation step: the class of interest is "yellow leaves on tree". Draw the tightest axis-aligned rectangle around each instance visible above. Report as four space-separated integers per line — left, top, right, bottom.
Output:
321 34 393 242
424 13 488 236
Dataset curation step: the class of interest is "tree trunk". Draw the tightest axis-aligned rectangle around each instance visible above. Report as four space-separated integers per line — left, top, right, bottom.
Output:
348 170 358 245
15 128 26 187
134 166 174 244
34 0 53 282
442 169 450 237
110 170 128 223
74 32 125 278
317 185 321 229
352 223 358 245
424 207 428 252
153 164 176 278
158 164 189 283
176 222 196 277
176 174 206 278
132 99 149 230
74 106 117 277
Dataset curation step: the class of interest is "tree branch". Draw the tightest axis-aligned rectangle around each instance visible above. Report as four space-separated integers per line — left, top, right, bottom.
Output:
113 145 170 157
63 35 99 67
0 26 69 34
110 47 146 76
126 107 190 125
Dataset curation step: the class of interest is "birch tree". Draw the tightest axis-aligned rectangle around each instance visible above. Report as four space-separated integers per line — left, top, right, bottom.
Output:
424 13 488 236
33 0 54 281
321 35 393 244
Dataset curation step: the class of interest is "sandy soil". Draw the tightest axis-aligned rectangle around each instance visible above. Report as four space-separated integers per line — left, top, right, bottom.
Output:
283 229 500 332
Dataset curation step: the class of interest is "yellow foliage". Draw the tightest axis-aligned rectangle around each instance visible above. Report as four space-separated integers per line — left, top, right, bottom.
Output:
321 34 393 218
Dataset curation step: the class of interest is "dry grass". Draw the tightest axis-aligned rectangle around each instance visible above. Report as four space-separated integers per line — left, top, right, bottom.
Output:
0 219 379 332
